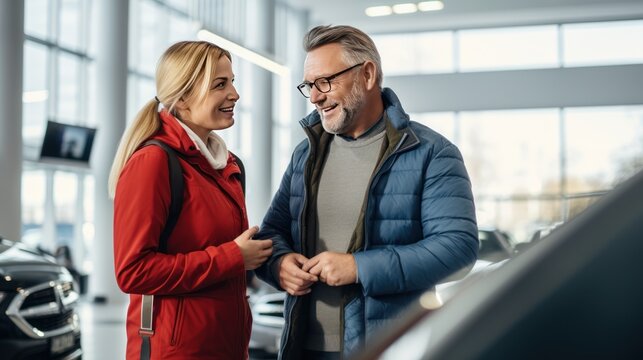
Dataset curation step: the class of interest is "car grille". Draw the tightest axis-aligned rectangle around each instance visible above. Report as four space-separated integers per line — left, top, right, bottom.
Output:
6 280 80 339
28 309 75 331
21 287 57 308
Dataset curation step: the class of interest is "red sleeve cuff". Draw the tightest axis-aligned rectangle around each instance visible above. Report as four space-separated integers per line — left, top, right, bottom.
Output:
206 240 245 278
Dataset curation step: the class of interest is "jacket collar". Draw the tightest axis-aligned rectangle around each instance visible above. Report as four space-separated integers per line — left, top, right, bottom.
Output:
152 110 241 181
299 87 419 153
155 110 202 156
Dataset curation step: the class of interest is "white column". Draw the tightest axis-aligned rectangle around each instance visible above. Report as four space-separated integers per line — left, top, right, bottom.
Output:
245 0 275 226
42 170 57 252
74 173 86 273
0 0 24 241
287 9 309 150
90 0 129 304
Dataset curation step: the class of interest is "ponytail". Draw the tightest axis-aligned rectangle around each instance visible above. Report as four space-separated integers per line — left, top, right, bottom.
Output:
107 99 161 198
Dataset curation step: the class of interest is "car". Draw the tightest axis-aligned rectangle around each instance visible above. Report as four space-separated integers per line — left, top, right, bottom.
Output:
0 236 82 359
248 289 285 358
247 228 513 356
20 224 88 295
352 169 643 360
477 228 514 261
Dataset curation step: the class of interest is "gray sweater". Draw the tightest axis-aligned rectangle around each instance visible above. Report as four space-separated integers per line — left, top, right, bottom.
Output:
305 119 386 351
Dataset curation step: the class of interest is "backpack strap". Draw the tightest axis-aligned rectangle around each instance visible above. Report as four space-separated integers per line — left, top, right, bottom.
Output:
138 139 184 360
144 140 184 252
230 151 245 196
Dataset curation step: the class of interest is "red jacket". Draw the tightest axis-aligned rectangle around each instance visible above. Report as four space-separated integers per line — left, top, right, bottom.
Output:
114 110 251 359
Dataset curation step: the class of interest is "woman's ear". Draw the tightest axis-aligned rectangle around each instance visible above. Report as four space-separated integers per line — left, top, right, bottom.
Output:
174 97 190 120
362 61 378 91
175 97 188 111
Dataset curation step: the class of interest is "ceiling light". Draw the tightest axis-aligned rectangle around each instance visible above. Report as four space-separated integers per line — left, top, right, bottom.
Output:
365 6 393 17
197 29 289 76
418 1 444 12
392 3 418 14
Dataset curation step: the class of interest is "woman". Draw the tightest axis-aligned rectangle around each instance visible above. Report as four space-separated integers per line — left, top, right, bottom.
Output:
109 41 273 359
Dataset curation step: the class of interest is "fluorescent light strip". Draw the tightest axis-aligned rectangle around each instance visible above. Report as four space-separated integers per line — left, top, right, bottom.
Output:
392 3 418 14
365 6 393 17
197 28 293 143
22 90 49 103
367 2 444 17
197 29 289 76
418 1 444 12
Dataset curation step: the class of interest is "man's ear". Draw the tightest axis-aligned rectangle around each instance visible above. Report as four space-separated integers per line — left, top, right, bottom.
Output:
362 61 378 91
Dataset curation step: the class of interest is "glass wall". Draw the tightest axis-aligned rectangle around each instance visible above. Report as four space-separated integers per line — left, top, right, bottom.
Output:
413 106 643 243
22 0 93 261
458 25 559 71
389 20 643 243
373 19 643 75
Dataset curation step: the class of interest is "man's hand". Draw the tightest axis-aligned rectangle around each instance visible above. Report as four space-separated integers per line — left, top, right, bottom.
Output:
278 253 318 296
302 252 357 286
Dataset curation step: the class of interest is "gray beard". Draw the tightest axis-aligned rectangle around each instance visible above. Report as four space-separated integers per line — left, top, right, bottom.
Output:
320 83 365 135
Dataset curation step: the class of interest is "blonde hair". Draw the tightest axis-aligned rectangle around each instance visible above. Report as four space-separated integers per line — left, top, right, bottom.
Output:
108 41 231 198
303 25 383 88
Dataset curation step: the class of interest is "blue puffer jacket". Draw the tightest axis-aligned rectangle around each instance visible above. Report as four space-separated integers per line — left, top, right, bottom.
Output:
255 88 478 359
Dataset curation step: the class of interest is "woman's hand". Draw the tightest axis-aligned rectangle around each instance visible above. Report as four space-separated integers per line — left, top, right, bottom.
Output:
233 226 273 270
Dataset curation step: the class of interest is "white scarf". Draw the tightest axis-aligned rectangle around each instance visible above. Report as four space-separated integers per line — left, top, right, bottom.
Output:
176 119 229 170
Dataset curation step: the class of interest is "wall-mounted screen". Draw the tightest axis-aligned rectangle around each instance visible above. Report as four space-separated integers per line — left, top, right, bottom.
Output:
39 121 97 165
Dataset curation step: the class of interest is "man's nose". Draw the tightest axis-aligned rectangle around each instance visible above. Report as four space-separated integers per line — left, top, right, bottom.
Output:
309 86 324 105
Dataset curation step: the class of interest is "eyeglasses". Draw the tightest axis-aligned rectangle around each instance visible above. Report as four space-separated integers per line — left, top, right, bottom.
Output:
296 63 364 98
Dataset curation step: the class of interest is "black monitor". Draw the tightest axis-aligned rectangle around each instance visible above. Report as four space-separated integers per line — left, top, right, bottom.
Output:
39 121 97 165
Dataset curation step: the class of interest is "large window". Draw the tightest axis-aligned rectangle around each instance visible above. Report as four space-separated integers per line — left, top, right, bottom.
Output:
374 20 643 243
59 0 84 51
563 20 643 67
57 52 81 122
459 109 561 197
127 0 200 123
409 106 643 243
564 106 643 192
374 31 454 75
373 20 643 74
22 42 49 146
411 112 457 142
458 26 559 71
24 0 50 40
22 0 93 265
21 170 47 236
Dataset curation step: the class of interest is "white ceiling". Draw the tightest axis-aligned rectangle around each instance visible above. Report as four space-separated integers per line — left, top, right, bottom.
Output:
284 0 643 34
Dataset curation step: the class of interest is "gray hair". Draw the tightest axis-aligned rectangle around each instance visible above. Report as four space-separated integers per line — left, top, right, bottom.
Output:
303 25 383 88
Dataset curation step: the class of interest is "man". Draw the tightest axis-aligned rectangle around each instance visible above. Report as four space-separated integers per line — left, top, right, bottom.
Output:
255 25 478 360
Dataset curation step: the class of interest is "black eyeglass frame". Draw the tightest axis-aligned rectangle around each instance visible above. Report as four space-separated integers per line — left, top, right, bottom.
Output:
296 62 365 98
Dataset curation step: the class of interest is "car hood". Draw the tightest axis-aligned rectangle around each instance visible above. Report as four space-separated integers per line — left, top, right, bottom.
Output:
0 239 68 290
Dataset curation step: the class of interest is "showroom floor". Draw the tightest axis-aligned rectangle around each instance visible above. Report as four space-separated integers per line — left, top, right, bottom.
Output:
78 300 127 359
77 299 276 359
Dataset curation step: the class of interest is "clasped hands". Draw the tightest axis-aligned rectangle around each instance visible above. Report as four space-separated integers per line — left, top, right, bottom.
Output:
278 252 357 296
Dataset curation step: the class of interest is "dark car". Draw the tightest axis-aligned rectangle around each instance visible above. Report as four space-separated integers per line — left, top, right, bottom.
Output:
352 169 643 360
248 228 513 357
0 237 82 359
